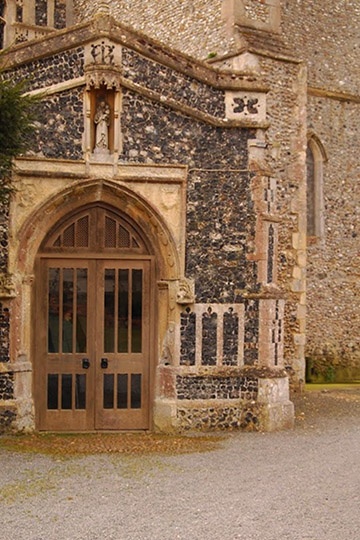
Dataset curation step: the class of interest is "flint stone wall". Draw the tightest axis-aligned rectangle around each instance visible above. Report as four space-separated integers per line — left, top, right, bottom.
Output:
0 371 13 399
121 89 258 305
35 0 48 26
3 48 85 91
176 374 258 400
0 408 16 432
0 203 9 273
122 48 225 118
282 0 360 96
306 96 360 370
32 87 84 160
0 303 10 363
74 0 233 61
177 403 261 431
281 2 360 373
54 0 67 30
256 55 306 382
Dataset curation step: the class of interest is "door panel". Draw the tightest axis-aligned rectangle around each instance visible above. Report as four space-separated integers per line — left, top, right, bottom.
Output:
36 259 96 431
36 258 151 431
95 260 150 430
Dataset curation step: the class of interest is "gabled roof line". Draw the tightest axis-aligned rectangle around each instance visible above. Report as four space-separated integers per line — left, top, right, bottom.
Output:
1 15 267 92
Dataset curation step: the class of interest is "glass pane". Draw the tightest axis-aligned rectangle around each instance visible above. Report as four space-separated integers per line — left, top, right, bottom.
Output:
76 269 87 353
103 374 114 409
118 270 129 353
47 374 58 409
131 374 141 409
117 374 128 409
61 374 72 409
132 270 142 353
104 269 115 353
48 268 60 353
75 374 86 410
62 268 74 353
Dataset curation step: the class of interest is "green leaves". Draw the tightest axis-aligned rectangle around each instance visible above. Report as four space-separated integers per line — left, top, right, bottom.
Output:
0 70 39 203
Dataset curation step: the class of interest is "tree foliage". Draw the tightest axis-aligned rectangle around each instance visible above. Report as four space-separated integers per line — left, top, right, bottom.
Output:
0 70 39 203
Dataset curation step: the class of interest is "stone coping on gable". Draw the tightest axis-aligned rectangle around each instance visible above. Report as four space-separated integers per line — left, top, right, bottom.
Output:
1 15 268 93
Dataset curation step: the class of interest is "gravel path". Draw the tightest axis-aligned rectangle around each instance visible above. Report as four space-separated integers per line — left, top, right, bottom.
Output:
1 389 360 540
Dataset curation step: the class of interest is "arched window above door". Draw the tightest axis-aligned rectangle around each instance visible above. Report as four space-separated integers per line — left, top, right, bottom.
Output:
306 134 327 240
40 205 149 255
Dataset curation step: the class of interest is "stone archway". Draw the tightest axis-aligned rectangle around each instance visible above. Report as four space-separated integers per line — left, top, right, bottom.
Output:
12 179 180 431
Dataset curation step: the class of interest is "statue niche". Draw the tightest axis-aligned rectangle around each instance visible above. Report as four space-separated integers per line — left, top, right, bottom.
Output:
94 99 111 154
91 89 115 157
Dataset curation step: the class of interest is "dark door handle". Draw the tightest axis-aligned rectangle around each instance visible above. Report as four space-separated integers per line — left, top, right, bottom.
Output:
101 358 108 369
82 358 90 369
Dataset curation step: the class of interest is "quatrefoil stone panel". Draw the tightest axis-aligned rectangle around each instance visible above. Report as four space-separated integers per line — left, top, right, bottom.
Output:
225 91 266 121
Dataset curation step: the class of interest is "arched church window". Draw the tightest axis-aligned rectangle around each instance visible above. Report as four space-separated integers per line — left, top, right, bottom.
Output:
306 135 326 239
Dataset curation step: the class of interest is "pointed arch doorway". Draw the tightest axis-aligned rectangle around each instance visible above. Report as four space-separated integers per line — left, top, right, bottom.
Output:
34 204 155 431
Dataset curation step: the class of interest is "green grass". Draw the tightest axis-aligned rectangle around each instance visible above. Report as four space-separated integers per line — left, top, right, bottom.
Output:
305 382 360 391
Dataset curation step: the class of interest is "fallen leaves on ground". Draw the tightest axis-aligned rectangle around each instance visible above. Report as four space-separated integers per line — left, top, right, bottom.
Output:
0 432 224 457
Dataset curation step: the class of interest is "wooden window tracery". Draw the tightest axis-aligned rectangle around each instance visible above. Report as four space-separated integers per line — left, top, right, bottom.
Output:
41 205 148 255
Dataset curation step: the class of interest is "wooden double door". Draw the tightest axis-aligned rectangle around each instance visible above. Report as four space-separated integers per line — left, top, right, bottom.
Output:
35 257 151 431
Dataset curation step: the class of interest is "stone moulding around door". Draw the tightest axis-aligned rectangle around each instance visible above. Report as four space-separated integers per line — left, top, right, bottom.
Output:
9 174 184 431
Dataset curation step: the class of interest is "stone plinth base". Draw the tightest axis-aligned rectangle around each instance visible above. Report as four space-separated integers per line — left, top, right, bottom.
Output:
154 367 294 433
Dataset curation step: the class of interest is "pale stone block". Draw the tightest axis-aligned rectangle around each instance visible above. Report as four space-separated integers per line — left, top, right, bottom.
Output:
258 377 290 404
294 333 306 346
261 402 295 431
153 399 177 433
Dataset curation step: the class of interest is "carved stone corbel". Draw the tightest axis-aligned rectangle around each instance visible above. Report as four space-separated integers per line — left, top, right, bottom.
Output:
85 64 122 91
176 278 195 305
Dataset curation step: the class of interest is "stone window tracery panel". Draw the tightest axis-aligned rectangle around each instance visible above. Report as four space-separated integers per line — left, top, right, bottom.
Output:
54 0 66 29
267 224 274 283
180 304 245 367
35 0 48 27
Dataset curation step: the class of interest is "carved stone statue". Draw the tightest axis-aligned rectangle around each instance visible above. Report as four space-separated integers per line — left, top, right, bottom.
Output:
160 323 175 365
94 99 110 154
